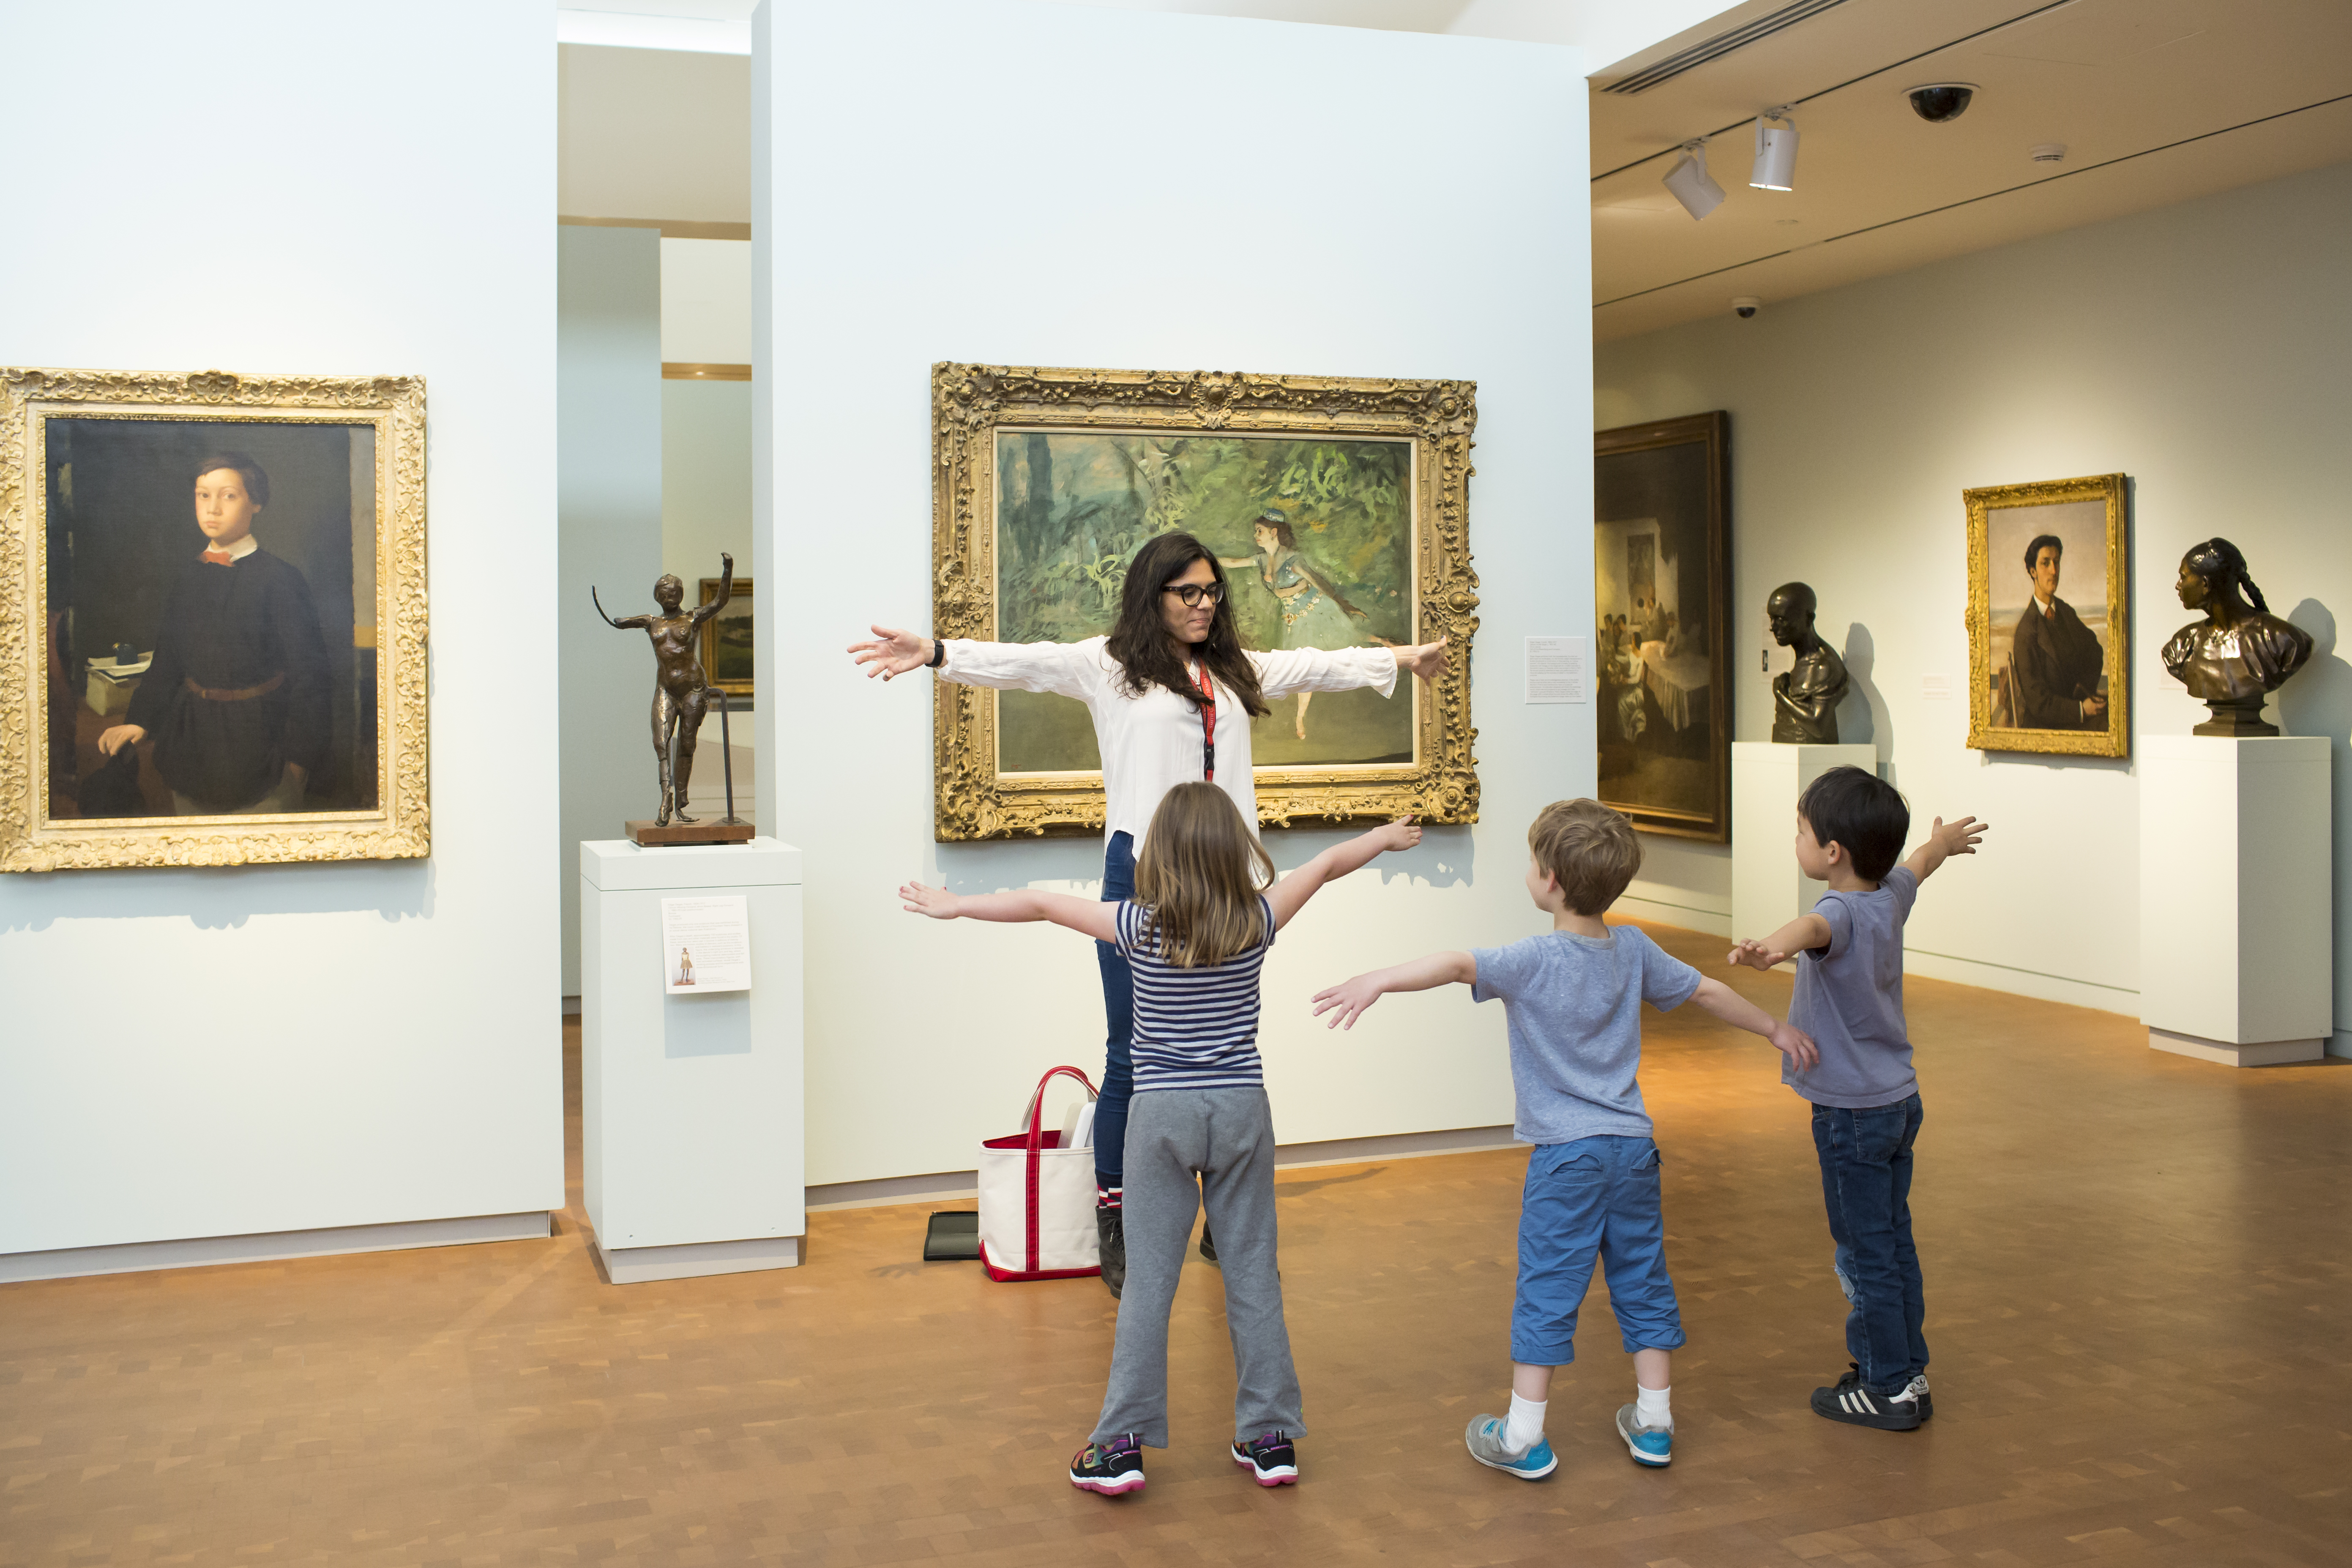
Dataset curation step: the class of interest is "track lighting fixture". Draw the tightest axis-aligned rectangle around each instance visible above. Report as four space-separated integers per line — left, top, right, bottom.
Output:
1662 140 1726 221
1750 108 1797 191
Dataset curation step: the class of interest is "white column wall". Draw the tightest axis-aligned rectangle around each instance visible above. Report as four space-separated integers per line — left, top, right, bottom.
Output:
755 0 1592 1184
1596 161 2352 1045
560 225 667 996
0 0 564 1254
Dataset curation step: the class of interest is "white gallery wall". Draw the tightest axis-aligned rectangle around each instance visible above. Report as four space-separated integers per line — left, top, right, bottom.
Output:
1598 161 2352 1050
757 0 1592 1185
0 0 565 1260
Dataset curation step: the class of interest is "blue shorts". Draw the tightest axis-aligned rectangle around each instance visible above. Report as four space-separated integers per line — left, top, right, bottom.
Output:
1511 1134 1686 1365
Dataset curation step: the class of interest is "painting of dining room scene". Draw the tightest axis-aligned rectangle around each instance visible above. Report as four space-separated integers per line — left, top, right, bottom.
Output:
1593 411 1731 841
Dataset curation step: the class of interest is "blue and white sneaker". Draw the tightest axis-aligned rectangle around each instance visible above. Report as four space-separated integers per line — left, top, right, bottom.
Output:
1464 1415 1557 1480
1614 1404 1672 1466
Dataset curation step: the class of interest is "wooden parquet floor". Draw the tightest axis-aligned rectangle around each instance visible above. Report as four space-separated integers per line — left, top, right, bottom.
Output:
6 921 2352 1567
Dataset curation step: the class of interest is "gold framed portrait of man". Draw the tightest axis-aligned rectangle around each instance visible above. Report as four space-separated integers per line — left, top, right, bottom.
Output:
1 366 430 871
928 362 1480 841
1964 472 2128 758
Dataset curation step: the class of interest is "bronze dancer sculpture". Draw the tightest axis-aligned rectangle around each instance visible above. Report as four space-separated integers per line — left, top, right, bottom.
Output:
1767 582 1850 743
2162 538 2311 737
594 553 732 826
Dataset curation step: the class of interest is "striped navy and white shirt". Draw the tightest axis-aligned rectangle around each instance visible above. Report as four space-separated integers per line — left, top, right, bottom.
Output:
1116 896 1275 1092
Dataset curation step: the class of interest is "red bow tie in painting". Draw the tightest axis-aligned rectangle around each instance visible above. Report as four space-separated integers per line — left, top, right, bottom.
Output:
202 549 235 565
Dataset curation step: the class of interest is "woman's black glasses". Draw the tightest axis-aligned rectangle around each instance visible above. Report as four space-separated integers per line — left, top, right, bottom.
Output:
1162 582 1225 607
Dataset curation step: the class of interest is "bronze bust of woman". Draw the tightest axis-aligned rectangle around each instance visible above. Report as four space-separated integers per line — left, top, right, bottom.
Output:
2161 537 2311 737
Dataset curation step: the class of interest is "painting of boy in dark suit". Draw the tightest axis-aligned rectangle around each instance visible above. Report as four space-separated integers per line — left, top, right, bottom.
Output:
46 418 374 820
2010 531 2108 730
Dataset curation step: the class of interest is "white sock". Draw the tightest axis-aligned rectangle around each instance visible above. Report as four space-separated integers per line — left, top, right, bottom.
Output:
1505 1392 1546 1451
1635 1382 1672 1431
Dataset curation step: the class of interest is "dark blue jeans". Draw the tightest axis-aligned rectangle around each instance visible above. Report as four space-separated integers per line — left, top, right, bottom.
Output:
1811 1094 1928 1394
1093 832 1136 1190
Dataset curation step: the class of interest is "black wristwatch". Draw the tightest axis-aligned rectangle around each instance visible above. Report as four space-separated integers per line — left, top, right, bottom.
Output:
927 636 947 668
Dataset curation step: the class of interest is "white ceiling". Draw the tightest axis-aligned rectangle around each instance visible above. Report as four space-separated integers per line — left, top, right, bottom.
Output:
1591 0 2352 339
557 0 2352 346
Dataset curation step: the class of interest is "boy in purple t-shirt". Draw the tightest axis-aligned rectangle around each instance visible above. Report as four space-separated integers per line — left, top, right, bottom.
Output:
1731 766 1986 1431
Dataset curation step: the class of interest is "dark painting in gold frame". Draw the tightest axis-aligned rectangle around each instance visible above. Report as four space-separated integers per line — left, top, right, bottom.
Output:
1594 412 1731 843
698 575 751 699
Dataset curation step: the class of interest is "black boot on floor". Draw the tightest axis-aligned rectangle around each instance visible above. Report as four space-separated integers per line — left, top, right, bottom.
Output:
1198 1221 1218 1265
1097 1205 1125 1298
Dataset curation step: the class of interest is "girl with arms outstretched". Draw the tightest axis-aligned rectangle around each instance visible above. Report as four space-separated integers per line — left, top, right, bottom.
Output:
901 784 1422 1495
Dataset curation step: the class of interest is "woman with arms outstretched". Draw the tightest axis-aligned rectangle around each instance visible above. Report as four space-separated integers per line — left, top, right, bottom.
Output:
851 531 1447 1295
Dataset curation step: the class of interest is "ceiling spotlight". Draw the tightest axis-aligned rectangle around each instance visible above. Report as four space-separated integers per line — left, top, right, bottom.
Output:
1906 82 1978 123
1750 108 1797 191
1661 141 1726 221
2030 143 2068 163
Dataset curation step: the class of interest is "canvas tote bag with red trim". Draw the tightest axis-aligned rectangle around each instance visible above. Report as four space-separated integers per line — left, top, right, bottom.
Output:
977 1065 1101 1281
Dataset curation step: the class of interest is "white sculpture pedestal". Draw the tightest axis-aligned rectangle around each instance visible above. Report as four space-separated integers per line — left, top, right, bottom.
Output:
581 837 805 1281
1731 740 1877 950
2139 736 2333 1066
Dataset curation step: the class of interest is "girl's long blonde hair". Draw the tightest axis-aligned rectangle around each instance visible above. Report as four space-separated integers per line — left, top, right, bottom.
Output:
1132 782 1274 968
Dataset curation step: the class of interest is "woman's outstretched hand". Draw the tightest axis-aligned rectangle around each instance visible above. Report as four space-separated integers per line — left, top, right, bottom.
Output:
899 880 960 919
1376 816 1421 853
850 625 934 682
1397 637 1449 681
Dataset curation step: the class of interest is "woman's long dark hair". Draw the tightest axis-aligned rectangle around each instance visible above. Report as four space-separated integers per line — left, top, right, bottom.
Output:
1104 532 1270 716
2184 537 2269 614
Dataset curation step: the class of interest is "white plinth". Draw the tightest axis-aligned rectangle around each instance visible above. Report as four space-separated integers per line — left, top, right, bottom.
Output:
2139 736 2332 1067
581 837 806 1279
1732 741 1877 949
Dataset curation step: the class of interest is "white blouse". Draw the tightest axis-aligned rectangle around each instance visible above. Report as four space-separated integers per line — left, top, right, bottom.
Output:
937 636 1400 847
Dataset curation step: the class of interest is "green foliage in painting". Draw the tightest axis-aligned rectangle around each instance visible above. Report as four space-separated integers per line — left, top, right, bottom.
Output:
995 433 1412 650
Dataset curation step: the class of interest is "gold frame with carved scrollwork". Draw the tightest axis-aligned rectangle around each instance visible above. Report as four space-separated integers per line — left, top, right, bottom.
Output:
1964 472 2128 758
1 366 429 871
929 363 1479 841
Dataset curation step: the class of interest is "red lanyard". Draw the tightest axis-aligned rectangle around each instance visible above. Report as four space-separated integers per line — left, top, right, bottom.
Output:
1191 660 1217 781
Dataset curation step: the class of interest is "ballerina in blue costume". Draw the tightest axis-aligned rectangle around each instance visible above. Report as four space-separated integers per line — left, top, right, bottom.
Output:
1226 509 1382 740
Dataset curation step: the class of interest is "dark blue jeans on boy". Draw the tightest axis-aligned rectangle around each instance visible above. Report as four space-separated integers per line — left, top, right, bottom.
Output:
1811 1095 1927 1393
1513 1134 1685 1365
1093 832 1137 1190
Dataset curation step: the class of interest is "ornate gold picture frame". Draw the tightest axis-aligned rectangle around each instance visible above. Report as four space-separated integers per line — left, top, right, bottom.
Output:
1964 472 2128 758
2 366 429 871
929 363 1479 840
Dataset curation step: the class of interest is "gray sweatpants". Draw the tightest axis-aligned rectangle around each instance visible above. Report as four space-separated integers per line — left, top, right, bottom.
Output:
1091 1087 1304 1448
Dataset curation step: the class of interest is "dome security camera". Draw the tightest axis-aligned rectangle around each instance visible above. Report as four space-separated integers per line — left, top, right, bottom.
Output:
1906 83 1978 123
1732 296 1761 320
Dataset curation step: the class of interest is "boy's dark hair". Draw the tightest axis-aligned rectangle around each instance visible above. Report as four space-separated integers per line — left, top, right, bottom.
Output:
194 451 270 508
1797 765 1908 882
1529 798 1642 916
2023 533 2062 572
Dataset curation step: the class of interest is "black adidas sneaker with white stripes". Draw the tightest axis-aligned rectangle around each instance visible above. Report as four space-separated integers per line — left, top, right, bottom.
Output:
1810 1364 1922 1430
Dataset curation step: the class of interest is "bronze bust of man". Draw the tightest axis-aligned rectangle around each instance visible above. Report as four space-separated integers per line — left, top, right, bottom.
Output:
1768 582 1849 744
595 553 734 825
2162 537 2311 737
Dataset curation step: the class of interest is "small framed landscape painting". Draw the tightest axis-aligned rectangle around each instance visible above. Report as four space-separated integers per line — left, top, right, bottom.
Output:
928 362 1481 840
0 366 429 871
1964 473 2128 758
1594 411 1732 842
699 574 752 699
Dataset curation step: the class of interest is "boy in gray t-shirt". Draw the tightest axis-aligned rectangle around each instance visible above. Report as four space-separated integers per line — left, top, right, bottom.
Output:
1316 800 1817 1477
1731 765 1986 1432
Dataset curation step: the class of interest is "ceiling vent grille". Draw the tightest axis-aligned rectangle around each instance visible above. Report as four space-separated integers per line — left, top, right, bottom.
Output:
1601 0 1853 95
